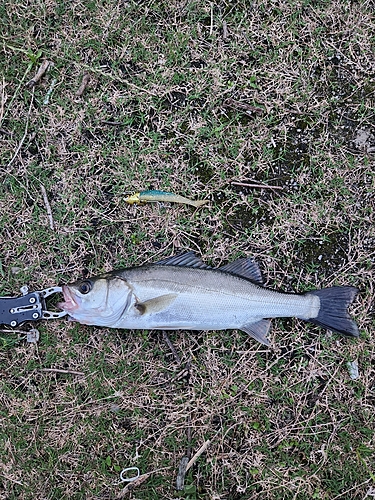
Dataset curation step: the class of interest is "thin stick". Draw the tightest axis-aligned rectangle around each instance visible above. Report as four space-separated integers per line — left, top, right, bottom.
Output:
101 120 124 126
210 2 214 35
116 467 170 498
0 329 27 334
242 31 253 48
162 331 181 364
0 45 34 126
26 60 50 88
222 20 228 40
186 415 192 459
0 473 23 486
79 62 156 96
40 184 55 230
40 368 85 376
7 88 34 168
224 98 263 115
0 76 5 125
117 474 148 497
231 181 283 190
186 440 211 471
176 416 192 490
76 73 90 96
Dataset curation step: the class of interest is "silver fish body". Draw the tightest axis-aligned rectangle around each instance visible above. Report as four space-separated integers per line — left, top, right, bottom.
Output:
58 252 359 345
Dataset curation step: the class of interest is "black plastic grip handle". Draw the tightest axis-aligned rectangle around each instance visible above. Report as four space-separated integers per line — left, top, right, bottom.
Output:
0 292 43 326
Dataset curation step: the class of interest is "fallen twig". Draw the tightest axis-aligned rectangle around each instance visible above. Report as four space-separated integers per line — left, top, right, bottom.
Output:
242 30 253 48
116 467 169 498
0 76 6 125
76 73 90 96
26 60 50 88
101 120 124 126
117 473 148 497
0 473 23 486
176 456 189 490
162 331 181 364
186 440 211 471
231 181 283 190
176 418 192 490
210 2 214 35
40 184 55 230
1 328 27 334
7 88 34 168
224 98 264 115
40 368 84 376
222 20 228 40
0 45 34 126
79 62 156 96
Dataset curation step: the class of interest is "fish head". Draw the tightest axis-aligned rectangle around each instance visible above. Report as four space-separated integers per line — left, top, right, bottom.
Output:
58 275 132 326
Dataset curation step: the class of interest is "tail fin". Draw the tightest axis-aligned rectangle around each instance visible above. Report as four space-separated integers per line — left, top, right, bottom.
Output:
192 199 209 208
307 286 359 337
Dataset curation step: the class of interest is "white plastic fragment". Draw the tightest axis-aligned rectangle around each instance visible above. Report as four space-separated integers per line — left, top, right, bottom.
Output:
347 360 359 380
43 78 56 105
26 329 40 343
119 467 140 483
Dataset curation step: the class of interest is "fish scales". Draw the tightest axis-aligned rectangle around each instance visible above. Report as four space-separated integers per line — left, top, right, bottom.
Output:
117 265 318 329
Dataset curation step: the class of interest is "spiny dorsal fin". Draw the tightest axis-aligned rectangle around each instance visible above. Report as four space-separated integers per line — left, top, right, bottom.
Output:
220 258 263 286
135 293 178 315
156 252 211 269
156 252 263 284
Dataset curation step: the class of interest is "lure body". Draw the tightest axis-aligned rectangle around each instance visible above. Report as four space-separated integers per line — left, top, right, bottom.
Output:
125 190 208 208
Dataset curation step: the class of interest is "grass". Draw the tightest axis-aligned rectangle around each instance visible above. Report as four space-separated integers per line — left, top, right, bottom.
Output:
1 0 374 498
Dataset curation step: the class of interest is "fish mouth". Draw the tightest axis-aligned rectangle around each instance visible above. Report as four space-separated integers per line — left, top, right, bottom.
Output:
57 285 79 312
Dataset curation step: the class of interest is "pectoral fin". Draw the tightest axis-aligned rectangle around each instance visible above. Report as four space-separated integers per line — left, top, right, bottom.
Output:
241 319 271 346
135 293 178 315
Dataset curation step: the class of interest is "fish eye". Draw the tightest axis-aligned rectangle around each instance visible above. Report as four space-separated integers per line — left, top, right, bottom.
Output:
78 280 92 294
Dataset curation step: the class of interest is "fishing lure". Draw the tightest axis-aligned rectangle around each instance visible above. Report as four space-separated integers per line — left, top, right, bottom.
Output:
125 190 208 208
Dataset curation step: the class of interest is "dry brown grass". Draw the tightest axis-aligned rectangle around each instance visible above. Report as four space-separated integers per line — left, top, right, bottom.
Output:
0 0 374 498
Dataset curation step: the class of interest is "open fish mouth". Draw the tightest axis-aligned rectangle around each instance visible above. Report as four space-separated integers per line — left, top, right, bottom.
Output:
57 285 79 312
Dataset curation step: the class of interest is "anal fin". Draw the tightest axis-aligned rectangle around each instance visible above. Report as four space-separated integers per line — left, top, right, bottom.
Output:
241 319 271 346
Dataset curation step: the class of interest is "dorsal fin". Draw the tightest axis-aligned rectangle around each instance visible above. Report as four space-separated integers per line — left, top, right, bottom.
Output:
219 258 263 285
155 252 263 284
155 252 211 269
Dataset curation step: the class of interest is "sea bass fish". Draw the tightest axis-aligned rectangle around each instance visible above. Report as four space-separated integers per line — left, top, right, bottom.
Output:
58 252 359 345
